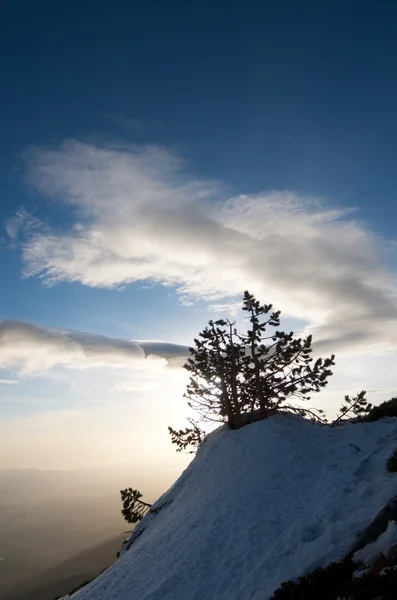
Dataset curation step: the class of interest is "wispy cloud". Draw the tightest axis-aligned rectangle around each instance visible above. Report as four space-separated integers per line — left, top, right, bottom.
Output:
0 319 189 374
5 208 42 241
11 140 397 354
0 379 18 385
208 301 242 316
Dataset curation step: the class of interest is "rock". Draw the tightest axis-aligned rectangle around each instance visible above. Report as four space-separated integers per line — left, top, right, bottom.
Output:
346 495 397 557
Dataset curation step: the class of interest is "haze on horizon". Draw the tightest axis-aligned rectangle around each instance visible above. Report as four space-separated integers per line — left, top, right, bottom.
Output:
0 463 178 599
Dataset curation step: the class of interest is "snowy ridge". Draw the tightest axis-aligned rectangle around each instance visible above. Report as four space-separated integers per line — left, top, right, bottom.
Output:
72 415 397 600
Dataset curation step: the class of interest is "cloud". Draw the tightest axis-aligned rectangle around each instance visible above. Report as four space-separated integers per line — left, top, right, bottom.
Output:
5 208 42 241
138 341 190 360
115 380 159 392
12 140 397 353
0 320 189 374
0 379 18 385
208 302 242 316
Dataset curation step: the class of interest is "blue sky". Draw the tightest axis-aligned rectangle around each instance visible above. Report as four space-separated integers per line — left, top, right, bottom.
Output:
1 1 397 472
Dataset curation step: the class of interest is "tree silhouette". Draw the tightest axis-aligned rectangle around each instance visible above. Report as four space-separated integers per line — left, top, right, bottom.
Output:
332 390 371 426
238 291 334 421
170 291 335 438
168 418 204 453
120 488 151 524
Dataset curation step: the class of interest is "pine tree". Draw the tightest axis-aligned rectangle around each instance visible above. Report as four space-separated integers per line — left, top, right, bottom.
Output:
184 319 246 429
171 291 335 434
168 418 205 454
239 291 334 422
120 488 151 524
332 390 371 426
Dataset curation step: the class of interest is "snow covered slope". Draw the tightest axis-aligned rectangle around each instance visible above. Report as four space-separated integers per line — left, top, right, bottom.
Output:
71 415 397 600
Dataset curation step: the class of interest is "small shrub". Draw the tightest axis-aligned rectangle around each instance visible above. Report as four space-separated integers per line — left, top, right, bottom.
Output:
168 418 204 453
366 397 397 422
117 538 129 558
269 560 354 600
270 559 397 600
386 448 397 473
343 564 397 599
332 391 371 426
118 528 145 556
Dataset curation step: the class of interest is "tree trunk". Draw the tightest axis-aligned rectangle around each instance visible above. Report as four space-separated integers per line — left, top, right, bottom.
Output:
249 307 267 419
229 322 243 429
211 323 236 429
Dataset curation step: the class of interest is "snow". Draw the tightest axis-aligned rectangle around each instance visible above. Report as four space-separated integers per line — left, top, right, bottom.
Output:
71 415 397 600
353 519 397 565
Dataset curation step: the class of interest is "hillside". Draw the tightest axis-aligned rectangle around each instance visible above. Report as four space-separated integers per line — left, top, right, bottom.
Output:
66 415 397 600
6 534 126 600
0 465 149 598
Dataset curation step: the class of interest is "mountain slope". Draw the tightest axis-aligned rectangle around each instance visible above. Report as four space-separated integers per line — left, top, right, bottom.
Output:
70 415 397 600
6 533 126 600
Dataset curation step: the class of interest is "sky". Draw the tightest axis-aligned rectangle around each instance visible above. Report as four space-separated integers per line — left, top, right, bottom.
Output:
1 1 397 474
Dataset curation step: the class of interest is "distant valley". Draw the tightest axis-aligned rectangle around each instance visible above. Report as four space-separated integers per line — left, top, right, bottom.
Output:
0 467 165 599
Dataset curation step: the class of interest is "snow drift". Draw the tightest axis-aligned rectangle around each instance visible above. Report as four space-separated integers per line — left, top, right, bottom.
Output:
70 415 397 600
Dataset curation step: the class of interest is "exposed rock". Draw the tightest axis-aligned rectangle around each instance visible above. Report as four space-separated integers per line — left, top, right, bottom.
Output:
347 495 397 557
